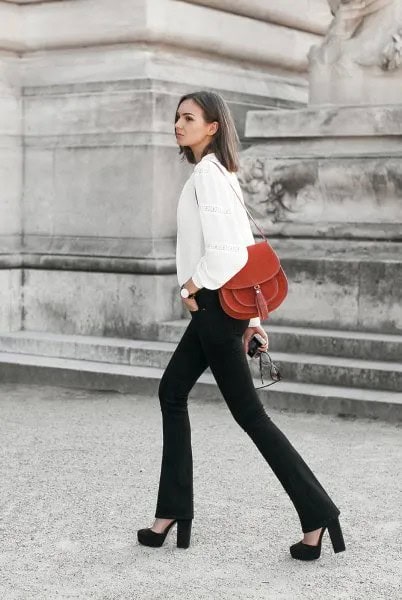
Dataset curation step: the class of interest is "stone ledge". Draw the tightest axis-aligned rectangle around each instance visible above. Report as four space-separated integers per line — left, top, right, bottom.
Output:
21 75 303 100
252 223 402 241
19 46 307 103
1 0 320 74
245 105 402 139
0 351 400 422
0 255 178 274
241 138 402 159
181 0 331 35
21 77 302 144
2 331 401 393
270 239 402 261
1 237 402 272
158 321 402 362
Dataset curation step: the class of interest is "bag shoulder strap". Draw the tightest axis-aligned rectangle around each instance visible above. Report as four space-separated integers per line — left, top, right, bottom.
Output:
194 159 267 242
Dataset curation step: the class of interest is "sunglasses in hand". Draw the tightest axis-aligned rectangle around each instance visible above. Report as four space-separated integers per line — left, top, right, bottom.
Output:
247 334 282 390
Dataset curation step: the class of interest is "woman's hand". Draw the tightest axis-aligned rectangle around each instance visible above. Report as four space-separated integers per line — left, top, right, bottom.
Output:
242 325 269 355
181 278 201 312
182 297 199 312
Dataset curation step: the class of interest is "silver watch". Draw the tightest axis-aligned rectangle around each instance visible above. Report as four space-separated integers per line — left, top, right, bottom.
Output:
180 286 196 299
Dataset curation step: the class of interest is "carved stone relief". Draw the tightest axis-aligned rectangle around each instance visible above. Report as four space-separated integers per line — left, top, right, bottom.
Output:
309 1 402 103
238 156 402 226
311 0 402 71
238 158 320 223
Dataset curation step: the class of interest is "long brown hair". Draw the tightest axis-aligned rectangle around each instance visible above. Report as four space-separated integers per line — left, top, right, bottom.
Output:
174 90 240 172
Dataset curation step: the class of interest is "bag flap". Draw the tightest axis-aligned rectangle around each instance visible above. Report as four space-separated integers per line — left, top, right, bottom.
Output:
223 241 281 289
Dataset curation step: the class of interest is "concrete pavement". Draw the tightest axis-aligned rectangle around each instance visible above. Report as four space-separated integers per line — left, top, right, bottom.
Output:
0 383 401 600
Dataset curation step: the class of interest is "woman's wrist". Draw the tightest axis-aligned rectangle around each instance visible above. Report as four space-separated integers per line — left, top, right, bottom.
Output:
181 278 202 296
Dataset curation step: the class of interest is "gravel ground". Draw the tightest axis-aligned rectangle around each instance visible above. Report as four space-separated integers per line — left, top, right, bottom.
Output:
0 383 401 600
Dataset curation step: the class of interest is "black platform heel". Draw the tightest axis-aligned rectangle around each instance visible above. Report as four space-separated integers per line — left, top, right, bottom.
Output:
290 516 346 561
177 518 192 548
137 518 192 549
327 516 346 553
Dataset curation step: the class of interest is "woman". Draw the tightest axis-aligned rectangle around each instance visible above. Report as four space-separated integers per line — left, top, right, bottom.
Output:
137 91 346 560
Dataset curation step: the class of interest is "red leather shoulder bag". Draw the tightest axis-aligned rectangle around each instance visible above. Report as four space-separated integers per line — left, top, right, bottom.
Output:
194 160 288 321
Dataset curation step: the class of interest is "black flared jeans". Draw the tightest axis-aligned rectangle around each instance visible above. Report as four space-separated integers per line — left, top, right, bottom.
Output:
155 288 340 533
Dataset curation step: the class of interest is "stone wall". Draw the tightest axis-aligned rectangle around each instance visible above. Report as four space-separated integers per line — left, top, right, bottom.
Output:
241 102 402 334
242 106 402 240
0 0 330 337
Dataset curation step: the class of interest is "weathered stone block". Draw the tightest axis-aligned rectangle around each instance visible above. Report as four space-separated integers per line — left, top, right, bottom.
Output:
242 105 402 240
269 256 402 334
0 270 21 332
22 270 185 338
0 144 22 235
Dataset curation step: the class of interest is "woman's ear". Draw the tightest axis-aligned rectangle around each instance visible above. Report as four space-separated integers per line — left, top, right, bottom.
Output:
208 121 219 136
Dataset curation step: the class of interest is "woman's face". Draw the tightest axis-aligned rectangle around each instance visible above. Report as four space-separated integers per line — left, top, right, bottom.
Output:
174 98 218 150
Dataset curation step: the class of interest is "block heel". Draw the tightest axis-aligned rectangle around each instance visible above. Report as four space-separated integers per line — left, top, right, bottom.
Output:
177 518 192 548
137 518 193 548
290 516 346 560
327 516 346 553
